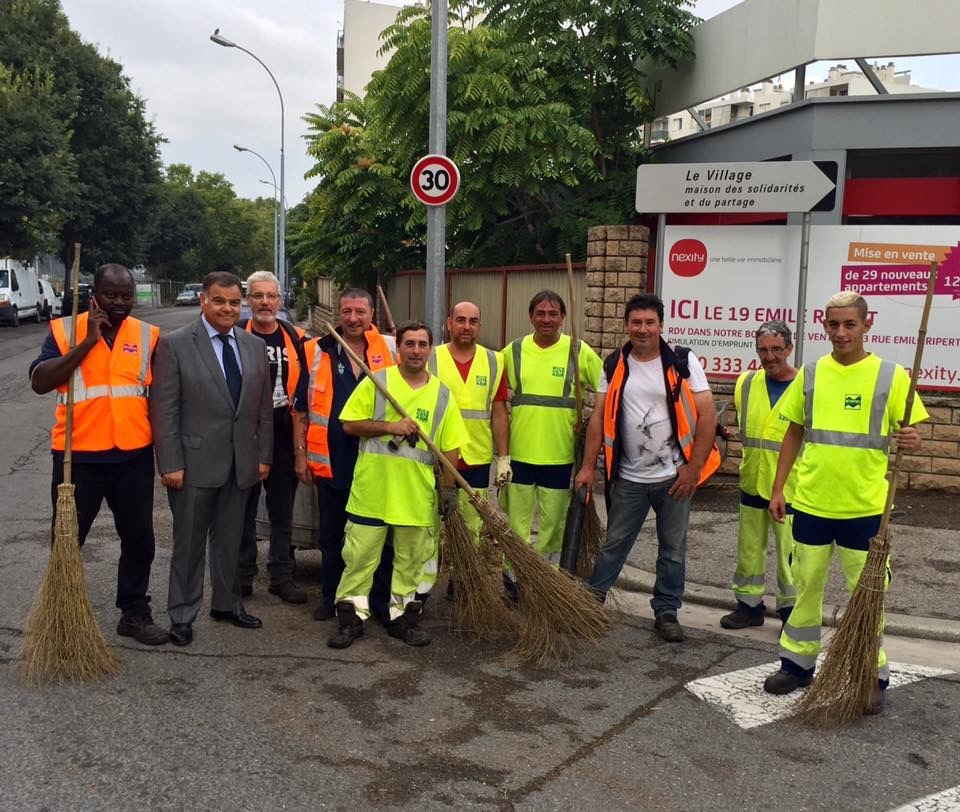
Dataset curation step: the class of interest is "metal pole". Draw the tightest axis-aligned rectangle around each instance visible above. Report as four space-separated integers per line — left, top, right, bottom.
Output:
235 146 278 278
654 213 667 298
425 0 448 340
211 33 286 294
794 211 812 364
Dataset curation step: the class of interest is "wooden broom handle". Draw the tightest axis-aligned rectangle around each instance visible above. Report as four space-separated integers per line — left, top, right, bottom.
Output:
324 322 475 496
565 253 583 427
63 242 82 485
877 260 938 532
376 284 396 333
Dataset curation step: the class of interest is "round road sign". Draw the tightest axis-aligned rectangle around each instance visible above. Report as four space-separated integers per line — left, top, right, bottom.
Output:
410 154 461 206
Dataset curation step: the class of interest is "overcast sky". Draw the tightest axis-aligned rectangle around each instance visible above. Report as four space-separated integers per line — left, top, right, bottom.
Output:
58 0 957 205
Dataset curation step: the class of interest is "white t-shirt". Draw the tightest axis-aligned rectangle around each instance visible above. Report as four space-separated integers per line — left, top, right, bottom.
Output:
599 350 710 483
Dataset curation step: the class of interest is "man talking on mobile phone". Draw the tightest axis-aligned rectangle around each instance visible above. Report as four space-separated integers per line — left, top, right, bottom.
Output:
29 264 168 646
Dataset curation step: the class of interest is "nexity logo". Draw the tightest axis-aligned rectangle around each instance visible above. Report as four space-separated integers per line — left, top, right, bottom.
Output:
668 239 708 277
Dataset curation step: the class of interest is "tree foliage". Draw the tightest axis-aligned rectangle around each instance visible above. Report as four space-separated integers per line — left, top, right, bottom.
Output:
145 164 275 282
297 0 696 287
0 0 163 271
0 64 77 255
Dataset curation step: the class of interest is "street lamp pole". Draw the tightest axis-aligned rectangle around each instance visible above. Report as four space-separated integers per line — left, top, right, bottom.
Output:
235 144 278 279
211 29 286 295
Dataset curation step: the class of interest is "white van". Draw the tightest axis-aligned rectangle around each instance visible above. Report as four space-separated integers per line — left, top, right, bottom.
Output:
0 258 42 326
38 278 61 320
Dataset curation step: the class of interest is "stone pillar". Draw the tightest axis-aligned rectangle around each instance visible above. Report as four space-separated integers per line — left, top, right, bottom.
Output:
584 225 649 357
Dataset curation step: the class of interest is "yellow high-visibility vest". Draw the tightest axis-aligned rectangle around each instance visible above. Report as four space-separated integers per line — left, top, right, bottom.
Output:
428 343 503 466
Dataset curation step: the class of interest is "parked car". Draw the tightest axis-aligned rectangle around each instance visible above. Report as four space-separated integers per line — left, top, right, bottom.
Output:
61 282 92 317
176 288 200 306
38 278 61 320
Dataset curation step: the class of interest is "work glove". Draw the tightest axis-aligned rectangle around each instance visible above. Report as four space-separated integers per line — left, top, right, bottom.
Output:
493 455 513 487
439 486 459 520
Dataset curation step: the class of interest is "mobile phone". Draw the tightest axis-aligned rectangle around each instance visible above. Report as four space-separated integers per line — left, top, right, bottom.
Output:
91 295 112 326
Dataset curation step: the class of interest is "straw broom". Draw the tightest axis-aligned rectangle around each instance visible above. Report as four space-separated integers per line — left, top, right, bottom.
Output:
559 254 605 579
795 260 938 725
18 243 119 684
325 323 609 664
441 507 518 641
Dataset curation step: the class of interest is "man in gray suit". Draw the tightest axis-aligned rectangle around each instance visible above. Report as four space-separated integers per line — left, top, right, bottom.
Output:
150 271 274 646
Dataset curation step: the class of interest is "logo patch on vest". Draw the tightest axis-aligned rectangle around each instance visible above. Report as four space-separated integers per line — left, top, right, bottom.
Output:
844 394 862 410
122 343 138 354
416 407 430 421
370 354 383 364
475 374 487 386
552 366 565 378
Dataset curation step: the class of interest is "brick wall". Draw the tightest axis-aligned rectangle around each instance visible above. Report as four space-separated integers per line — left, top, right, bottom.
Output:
583 223 960 493
583 225 649 357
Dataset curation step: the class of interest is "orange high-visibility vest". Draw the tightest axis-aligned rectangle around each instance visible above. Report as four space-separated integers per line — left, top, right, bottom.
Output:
303 326 394 478
243 319 305 403
602 344 720 485
50 314 159 452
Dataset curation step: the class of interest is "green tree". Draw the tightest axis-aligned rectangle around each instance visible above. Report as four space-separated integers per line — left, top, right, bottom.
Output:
0 64 77 256
297 92 418 289
145 164 274 281
56 39 163 271
297 0 696 285
0 0 163 270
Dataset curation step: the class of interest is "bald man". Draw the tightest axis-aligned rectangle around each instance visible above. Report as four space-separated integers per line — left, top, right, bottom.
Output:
398 302 510 601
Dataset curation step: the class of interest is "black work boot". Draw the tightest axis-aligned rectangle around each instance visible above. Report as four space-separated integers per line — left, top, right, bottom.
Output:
720 602 765 629
387 604 431 647
328 602 364 649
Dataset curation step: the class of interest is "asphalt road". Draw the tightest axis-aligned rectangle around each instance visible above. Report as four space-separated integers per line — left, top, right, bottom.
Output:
1 308 959 811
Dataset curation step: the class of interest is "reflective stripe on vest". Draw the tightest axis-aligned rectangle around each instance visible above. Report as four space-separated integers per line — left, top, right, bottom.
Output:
510 338 577 409
362 369 449 466
803 359 896 450
55 318 152 405
304 329 394 477
738 371 782 453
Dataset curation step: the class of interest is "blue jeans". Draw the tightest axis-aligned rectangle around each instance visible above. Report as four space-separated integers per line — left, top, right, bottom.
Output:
588 476 690 616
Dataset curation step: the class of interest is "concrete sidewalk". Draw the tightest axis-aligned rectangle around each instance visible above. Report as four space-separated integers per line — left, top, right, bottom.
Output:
589 494 960 644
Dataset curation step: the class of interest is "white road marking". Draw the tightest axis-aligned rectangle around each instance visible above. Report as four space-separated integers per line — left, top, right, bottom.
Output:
888 785 960 812
685 660 954 729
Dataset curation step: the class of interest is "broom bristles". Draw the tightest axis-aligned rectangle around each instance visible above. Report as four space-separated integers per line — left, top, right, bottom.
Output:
467 491 609 665
575 498 604 579
442 508 518 641
794 536 888 726
17 483 119 684
572 418 605 580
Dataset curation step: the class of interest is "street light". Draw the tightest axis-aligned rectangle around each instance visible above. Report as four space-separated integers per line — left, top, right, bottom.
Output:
211 28 286 294
234 144 278 279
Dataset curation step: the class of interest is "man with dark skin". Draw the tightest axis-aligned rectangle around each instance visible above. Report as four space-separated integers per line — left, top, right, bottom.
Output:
30 264 167 645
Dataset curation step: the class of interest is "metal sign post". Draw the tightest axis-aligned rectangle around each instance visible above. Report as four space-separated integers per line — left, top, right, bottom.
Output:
425 0 448 341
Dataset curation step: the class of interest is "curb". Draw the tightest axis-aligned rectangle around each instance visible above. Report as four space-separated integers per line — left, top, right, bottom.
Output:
617 564 960 645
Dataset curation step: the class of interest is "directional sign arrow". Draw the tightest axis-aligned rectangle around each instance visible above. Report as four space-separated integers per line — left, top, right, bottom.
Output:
635 161 837 214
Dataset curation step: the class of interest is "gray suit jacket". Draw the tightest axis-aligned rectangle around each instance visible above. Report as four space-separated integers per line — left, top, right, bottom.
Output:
150 317 273 489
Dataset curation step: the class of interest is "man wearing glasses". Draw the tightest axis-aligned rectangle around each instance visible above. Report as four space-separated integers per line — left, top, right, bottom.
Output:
720 320 798 630
236 271 309 604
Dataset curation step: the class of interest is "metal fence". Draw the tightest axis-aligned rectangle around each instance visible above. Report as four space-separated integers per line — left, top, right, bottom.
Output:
383 263 587 348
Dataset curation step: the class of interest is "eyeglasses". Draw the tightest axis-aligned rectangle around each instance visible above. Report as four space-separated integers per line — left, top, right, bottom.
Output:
757 346 788 356
247 292 281 302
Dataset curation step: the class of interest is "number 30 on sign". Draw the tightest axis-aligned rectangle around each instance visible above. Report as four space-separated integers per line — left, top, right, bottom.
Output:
410 154 461 206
